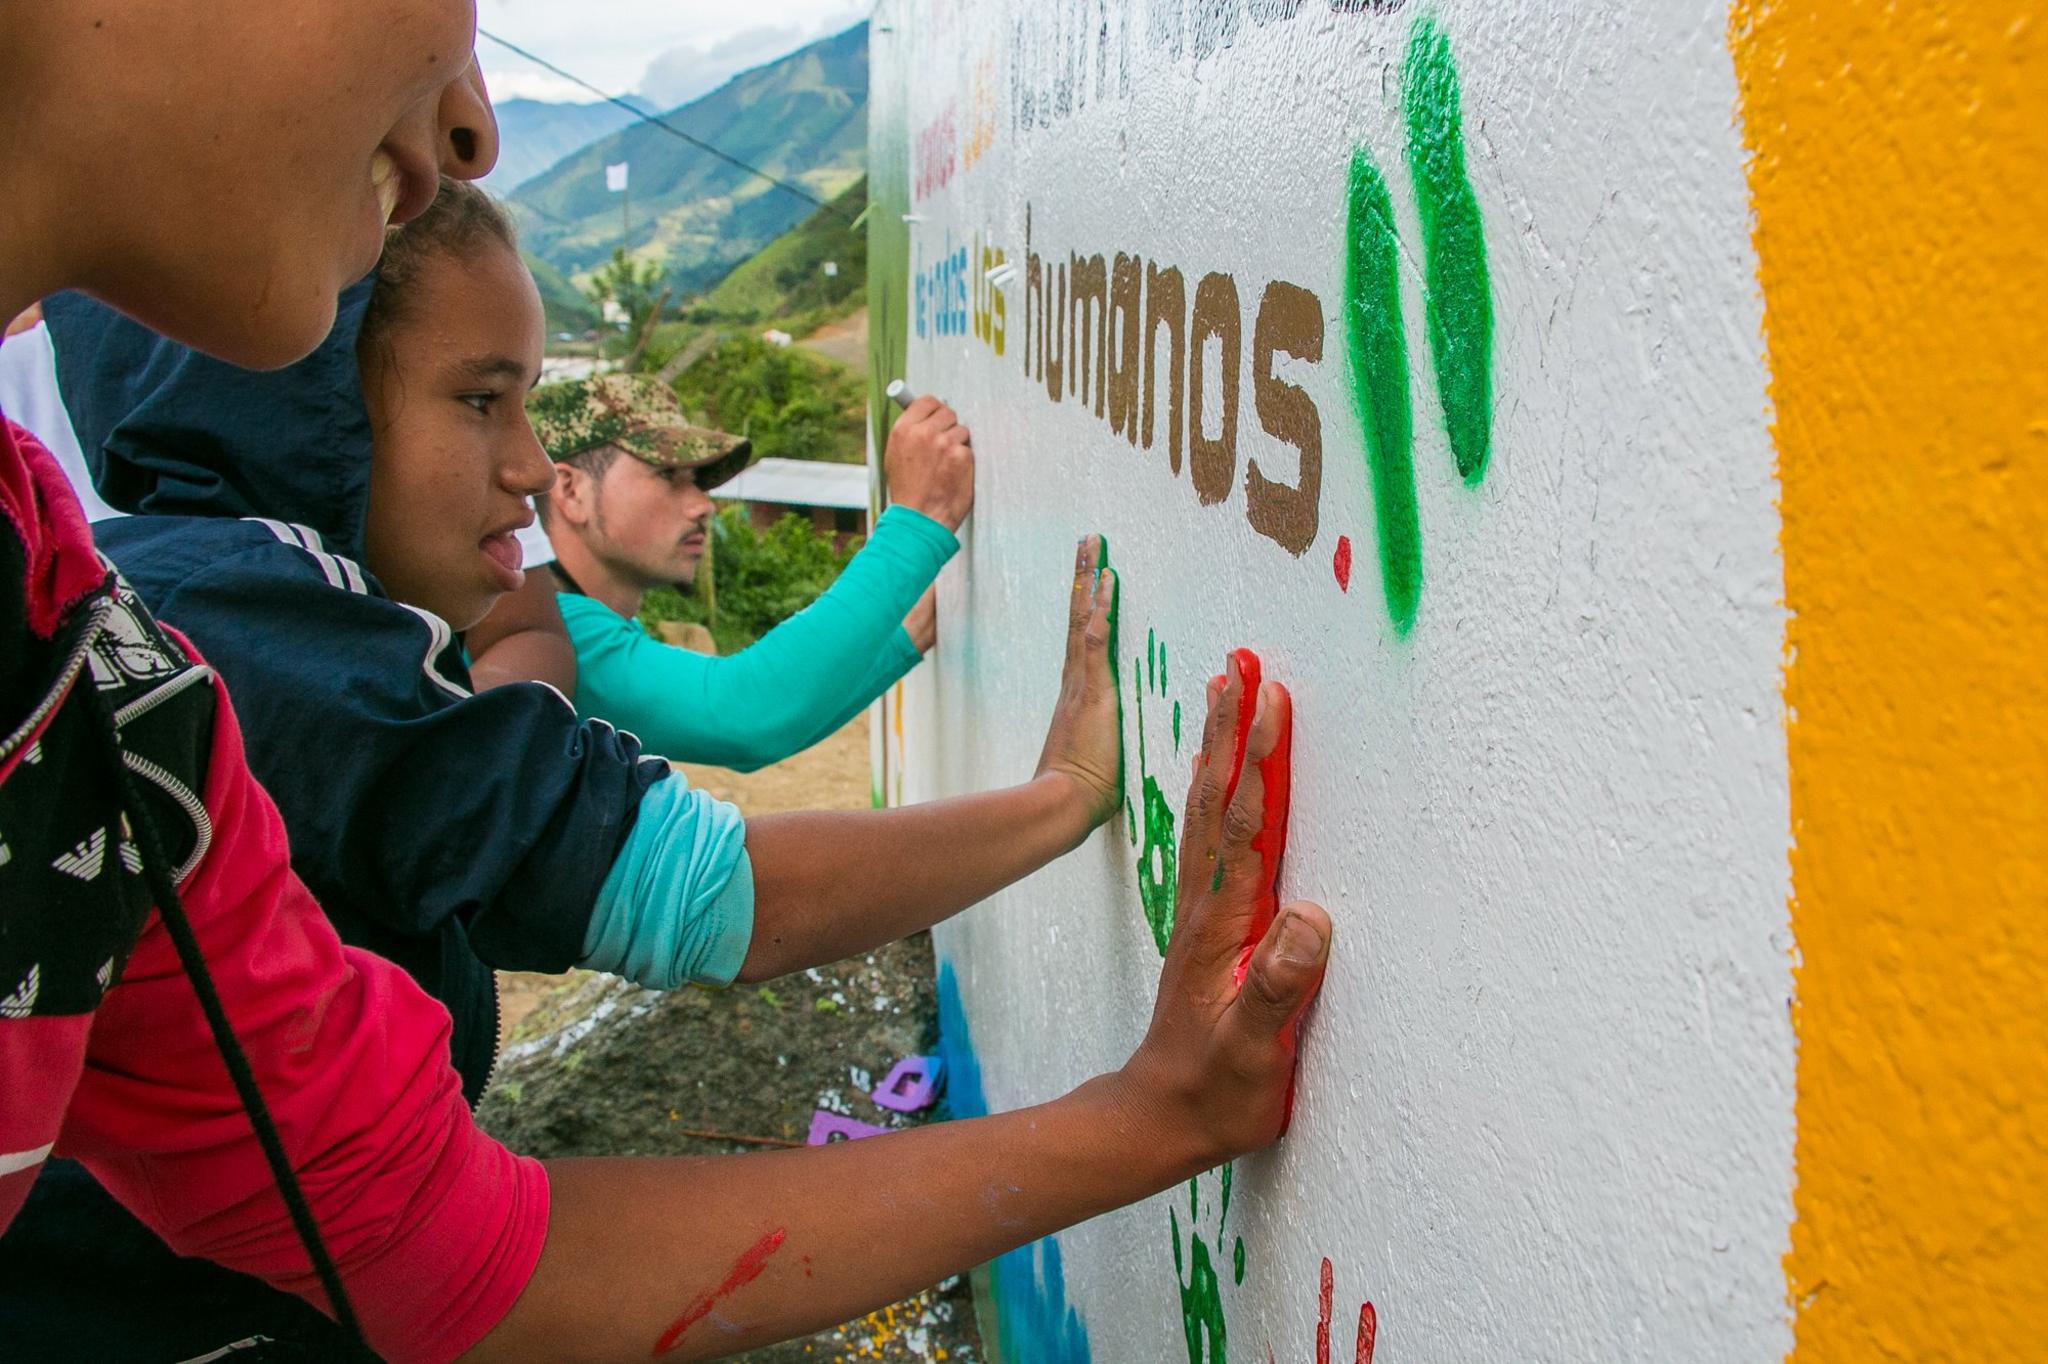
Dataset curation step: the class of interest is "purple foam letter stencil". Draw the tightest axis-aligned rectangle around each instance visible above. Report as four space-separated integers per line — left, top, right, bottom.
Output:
871 1055 946 1113
807 1110 892 1145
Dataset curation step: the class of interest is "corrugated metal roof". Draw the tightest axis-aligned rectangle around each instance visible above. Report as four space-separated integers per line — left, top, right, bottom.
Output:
711 457 870 511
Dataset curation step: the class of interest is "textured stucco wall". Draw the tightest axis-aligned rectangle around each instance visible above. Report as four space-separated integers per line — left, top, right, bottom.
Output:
868 1 2041 1359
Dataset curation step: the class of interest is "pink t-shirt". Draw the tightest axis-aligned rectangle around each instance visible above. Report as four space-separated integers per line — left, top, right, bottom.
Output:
0 418 547 1362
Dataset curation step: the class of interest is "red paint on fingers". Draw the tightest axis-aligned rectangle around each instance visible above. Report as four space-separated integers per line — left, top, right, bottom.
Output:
652 1227 788 1356
1249 682 1292 892
1232 662 1293 992
1218 649 1263 810
1356 1301 1378 1363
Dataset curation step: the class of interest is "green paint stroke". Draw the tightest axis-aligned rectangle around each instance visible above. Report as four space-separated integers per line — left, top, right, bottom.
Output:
1134 652 1177 955
1344 148 1421 632
1403 15 1494 484
1170 1207 1227 1364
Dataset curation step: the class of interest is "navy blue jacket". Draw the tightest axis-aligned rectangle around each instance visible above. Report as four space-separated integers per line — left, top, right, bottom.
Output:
49 287 668 1102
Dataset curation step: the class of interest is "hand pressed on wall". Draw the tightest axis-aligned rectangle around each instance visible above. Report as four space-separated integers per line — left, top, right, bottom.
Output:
464 648 1329 1362
1034 534 1123 832
884 395 975 531
1114 654 1330 1169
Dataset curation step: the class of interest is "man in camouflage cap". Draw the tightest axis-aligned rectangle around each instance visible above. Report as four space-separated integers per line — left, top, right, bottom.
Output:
528 366 976 771
530 372 751 616
530 372 754 494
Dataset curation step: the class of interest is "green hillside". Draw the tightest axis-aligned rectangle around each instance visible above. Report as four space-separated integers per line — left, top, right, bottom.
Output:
696 177 867 322
511 23 866 298
524 252 599 335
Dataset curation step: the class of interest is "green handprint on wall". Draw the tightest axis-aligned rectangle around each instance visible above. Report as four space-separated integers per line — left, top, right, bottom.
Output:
1133 627 1179 955
1170 1165 1244 1364
1126 633 1246 1361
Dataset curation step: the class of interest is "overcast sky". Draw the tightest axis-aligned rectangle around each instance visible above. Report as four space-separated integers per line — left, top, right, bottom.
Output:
476 0 870 106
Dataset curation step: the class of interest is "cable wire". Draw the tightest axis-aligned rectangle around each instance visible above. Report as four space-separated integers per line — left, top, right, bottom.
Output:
477 29 851 222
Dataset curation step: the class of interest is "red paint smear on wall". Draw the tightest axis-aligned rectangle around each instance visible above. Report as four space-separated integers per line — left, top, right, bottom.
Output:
1317 1257 1335 1363
1333 535 1353 591
651 1227 788 1356
1314 1258 1379 1364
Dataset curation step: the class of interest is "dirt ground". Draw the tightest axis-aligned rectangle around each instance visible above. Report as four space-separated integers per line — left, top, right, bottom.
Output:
797 308 868 370
483 720 984 1364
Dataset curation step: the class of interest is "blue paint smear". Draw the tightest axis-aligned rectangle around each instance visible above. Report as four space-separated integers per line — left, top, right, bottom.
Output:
937 962 1094 1364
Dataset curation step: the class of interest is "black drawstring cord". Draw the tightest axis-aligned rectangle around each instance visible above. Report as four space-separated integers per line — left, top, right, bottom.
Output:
81 675 376 1359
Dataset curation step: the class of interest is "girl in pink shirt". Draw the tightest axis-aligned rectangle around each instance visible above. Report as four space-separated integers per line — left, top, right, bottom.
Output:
0 4 1332 1360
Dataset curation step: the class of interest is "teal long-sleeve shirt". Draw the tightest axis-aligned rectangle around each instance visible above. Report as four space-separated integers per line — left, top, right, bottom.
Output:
558 505 958 770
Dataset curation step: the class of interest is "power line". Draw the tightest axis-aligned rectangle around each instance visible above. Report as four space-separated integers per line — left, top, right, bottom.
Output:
477 29 851 223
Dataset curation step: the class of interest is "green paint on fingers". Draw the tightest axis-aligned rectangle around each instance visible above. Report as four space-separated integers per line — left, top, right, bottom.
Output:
1134 656 1178 954
1343 147 1421 632
1404 15 1493 484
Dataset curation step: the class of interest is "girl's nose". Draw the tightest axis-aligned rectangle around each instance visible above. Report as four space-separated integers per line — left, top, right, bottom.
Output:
508 422 555 497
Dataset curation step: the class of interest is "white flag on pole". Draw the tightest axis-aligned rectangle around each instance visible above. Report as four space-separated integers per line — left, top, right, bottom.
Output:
605 162 629 193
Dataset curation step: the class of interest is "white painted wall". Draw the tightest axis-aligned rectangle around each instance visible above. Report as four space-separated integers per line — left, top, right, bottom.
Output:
874 2 1793 1358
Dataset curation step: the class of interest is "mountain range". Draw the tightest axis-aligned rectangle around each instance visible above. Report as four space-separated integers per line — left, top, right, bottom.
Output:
509 22 868 300
482 97 651 194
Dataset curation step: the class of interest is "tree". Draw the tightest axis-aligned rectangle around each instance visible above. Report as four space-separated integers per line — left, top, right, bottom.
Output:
584 248 667 339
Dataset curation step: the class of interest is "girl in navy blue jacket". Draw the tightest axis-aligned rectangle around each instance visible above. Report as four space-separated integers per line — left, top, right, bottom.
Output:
55 185 1124 1105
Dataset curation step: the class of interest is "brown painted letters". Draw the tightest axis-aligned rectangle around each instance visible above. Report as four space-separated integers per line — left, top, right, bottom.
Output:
1189 271 1242 507
1246 280 1323 555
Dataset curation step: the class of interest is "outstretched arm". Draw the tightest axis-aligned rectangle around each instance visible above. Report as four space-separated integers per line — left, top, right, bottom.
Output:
736 535 1122 983
573 398 974 770
465 568 578 697
576 506 953 769
465 658 1331 1363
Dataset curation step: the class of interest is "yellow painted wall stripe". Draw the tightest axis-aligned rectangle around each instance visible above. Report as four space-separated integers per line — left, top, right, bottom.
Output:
1730 2 2048 1357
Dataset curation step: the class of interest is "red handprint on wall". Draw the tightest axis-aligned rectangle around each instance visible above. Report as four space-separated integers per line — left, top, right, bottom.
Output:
1270 1258 1377 1364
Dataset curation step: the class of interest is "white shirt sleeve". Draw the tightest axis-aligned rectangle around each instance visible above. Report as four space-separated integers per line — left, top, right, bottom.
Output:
0 321 125 523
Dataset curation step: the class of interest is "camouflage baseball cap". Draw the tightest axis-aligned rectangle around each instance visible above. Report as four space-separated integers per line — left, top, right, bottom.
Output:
527 373 753 491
